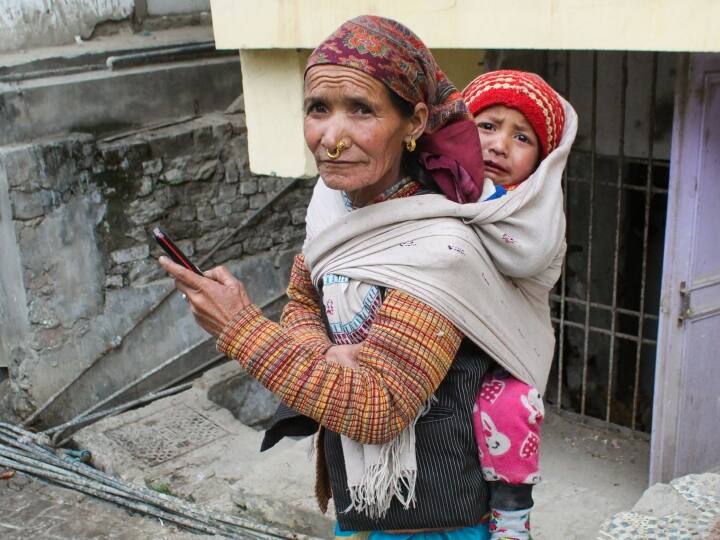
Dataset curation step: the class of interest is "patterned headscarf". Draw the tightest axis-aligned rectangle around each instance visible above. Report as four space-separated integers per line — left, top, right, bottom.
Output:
306 15 485 203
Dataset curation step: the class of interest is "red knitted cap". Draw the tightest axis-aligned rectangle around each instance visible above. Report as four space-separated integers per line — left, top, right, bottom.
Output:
462 70 565 158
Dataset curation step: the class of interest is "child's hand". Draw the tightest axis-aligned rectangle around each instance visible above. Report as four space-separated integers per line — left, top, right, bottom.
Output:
326 343 362 369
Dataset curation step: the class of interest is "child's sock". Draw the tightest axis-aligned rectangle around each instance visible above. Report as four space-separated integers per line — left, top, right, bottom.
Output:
488 482 534 540
489 507 532 540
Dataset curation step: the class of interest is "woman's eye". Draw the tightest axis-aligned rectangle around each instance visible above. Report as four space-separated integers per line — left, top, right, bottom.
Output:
354 104 373 115
306 102 327 114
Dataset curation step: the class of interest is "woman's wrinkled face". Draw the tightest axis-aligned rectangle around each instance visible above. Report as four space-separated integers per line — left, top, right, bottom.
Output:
304 65 422 207
474 105 541 187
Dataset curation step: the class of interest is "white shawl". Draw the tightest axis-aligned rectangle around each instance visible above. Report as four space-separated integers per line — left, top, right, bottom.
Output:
304 98 577 393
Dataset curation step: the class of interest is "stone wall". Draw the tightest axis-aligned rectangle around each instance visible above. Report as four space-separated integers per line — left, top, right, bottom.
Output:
0 110 314 423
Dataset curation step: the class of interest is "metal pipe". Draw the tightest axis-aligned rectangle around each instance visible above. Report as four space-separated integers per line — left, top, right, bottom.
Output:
566 175 668 195
549 294 659 322
101 115 197 143
552 318 657 346
631 52 658 432
606 51 628 426
0 456 252 538
48 289 288 444
0 64 106 83
580 52 598 419
42 382 193 437
105 42 229 70
1 424 315 539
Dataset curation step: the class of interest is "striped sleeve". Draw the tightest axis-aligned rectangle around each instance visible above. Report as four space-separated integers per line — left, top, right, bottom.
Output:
278 254 332 354
217 288 463 445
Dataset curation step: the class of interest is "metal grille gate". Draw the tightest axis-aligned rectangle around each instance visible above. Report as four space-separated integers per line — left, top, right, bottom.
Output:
551 51 673 433
490 50 676 433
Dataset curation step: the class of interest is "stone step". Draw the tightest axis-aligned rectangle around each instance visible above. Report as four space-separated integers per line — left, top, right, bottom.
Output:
72 361 333 537
598 472 720 539
230 436 335 538
1 56 241 146
31 248 295 428
0 26 241 146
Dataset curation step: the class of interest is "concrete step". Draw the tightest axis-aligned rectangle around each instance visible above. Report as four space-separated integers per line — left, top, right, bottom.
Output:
0 27 241 145
0 26 215 73
35 250 295 428
1 57 241 146
230 436 335 538
73 361 333 538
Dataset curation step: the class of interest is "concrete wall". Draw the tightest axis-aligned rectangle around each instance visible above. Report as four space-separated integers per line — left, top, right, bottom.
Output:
0 0 134 52
0 155 31 373
0 111 314 424
146 0 210 16
1 57 243 146
240 49 314 178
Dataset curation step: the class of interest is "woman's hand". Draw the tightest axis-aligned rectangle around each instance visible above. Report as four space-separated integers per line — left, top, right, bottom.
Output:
159 256 252 338
325 343 362 369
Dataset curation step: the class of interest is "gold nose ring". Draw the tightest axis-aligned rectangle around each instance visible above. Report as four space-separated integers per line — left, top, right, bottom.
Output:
326 140 347 160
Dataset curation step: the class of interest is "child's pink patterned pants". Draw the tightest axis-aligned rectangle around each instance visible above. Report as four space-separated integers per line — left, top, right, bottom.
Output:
472 369 544 484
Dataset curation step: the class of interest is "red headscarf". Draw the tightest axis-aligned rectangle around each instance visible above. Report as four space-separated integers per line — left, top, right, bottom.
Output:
306 15 485 204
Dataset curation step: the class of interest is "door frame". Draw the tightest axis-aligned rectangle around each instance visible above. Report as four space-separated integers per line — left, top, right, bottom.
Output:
651 52 720 484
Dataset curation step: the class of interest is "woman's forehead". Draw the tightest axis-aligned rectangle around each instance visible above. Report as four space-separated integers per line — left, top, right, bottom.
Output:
304 65 385 97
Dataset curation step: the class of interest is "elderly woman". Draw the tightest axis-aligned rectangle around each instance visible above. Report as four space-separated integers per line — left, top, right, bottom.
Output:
160 15 576 539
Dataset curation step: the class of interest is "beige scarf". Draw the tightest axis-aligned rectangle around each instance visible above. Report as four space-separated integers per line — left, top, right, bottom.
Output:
304 98 577 517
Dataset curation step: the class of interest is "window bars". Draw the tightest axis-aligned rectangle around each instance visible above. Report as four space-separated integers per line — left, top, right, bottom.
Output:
545 51 670 433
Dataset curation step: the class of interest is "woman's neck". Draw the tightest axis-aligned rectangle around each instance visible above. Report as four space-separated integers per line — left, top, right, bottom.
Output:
344 165 406 207
343 176 418 211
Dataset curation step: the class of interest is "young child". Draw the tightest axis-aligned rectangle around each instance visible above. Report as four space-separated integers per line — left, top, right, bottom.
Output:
462 70 567 540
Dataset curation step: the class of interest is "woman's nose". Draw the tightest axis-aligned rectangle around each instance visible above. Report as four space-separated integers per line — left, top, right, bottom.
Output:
320 116 349 151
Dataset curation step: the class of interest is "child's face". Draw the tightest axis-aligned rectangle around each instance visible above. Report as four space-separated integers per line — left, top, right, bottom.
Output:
474 105 541 187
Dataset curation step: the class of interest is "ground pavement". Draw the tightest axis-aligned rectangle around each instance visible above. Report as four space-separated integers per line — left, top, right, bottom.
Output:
6 361 707 539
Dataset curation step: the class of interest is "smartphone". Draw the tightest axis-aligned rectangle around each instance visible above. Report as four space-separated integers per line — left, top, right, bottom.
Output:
152 227 203 275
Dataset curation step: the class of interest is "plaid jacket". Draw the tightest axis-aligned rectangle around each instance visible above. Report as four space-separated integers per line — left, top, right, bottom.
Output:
217 253 464 445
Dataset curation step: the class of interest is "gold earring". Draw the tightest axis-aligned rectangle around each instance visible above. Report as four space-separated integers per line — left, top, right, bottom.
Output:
326 140 346 160
406 138 416 152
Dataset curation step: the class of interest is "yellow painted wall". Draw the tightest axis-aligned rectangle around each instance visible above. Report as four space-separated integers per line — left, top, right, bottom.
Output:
432 49 486 92
239 49 317 177
211 0 719 176
211 0 720 52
